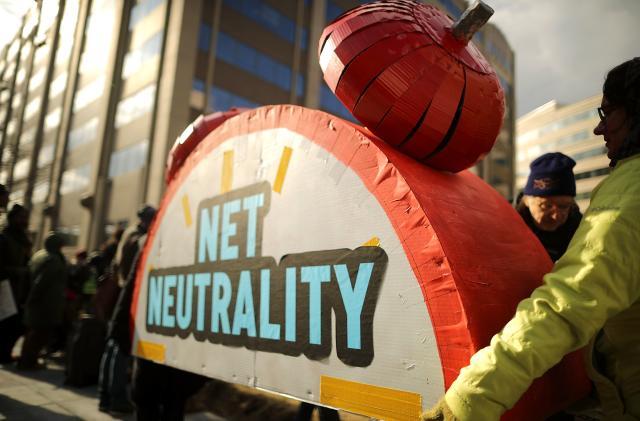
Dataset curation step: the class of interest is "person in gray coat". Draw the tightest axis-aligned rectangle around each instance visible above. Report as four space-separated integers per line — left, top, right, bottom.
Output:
18 232 67 369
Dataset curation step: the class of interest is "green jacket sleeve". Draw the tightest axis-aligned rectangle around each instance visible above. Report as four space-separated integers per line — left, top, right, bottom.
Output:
444 180 640 420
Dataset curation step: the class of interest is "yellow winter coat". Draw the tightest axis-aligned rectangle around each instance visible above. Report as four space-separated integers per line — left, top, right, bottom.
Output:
445 154 640 420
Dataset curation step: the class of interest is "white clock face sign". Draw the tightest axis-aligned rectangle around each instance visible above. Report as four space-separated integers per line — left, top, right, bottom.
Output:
132 125 444 417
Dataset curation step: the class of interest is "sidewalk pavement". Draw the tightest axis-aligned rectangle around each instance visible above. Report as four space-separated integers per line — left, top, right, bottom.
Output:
0 359 223 421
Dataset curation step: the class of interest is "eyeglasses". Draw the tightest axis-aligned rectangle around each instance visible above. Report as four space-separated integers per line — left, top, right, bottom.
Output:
597 107 607 121
531 197 573 214
597 105 617 121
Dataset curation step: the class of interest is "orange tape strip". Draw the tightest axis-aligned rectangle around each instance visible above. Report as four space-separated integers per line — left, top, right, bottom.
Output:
221 150 234 193
320 376 421 421
273 146 293 193
136 340 166 363
182 194 192 227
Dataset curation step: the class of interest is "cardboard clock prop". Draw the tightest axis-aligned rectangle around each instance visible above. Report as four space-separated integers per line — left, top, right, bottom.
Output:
131 1 589 419
131 103 589 420
319 0 504 173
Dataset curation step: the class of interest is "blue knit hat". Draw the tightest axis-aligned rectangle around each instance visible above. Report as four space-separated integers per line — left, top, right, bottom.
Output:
523 152 576 197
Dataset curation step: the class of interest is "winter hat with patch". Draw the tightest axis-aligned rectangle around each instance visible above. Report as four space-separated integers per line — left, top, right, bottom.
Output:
524 152 576 197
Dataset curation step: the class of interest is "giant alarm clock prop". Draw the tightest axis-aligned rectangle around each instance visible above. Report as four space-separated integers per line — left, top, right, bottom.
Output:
131 2 590 420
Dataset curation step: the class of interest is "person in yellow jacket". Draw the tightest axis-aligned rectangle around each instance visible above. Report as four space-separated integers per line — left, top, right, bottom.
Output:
424 57 640 421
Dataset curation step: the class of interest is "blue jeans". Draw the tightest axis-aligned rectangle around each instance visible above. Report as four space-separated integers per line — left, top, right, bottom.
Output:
98 338 130 408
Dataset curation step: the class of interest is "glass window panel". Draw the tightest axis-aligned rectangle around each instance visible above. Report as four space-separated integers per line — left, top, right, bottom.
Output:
114 84 156 129
73 75 105 112
38 143 56 167
45 107 62 131
24 97 42 121
108 139 149 178
69 117 99 150
122 31 163 79
32 181 50 204
49 72 68 99
60 164 91 194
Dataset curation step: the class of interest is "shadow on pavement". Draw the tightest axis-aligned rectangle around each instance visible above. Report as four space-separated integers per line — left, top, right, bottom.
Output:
0 393 82 420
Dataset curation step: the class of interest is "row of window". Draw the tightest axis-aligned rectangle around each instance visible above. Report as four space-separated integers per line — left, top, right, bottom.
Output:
114 84 156 129
572 146 607 162
45 107 61 132
60 164 91 195
32 181 49 204
212 31 304 95
222 0 308 48
79 0 115 75
108 140 149 178
55 1 80 66
73 76 105 112
129 0 165 30
575 166 609 181
122 30 163 79
516 130 591 163
193 80 261 111
68 117 99 151
518 109 599 145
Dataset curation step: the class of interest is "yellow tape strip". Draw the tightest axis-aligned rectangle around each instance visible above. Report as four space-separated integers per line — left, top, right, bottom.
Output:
136 340 166 363
320 376 422 421
182 194 192 227
273 146 293 193
221 150 234 193
362 236 380 247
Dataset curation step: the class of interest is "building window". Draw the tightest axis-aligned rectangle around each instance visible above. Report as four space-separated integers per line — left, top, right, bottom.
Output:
209 86 260 111
108 140 149 178
49 72 68 99
29 68 46 93
32 182 50 204
571 146 607 162
222 0 302 47
130 0 165 29
38 143 55 168
214 31 294 92
61 164 91 195
518 109 599 146
575 167 609 181
21 127 36 146
45 107 62 132
69 117 99 150
79 0 115 75
13 158 31 181
114 84 156 129
73 76 105 112
122 30 163 79
24 97 42 121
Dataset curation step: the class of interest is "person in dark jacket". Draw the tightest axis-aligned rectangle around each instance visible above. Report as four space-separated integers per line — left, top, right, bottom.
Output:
98 205 156 414
516 152 582 262
18 232 67 369
0 204 32 363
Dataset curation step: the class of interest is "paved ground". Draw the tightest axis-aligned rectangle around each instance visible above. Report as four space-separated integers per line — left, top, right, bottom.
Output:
0 359 222 421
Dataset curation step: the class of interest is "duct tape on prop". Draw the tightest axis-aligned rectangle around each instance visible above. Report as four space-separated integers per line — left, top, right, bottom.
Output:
131 105 589 420
319 0 505 173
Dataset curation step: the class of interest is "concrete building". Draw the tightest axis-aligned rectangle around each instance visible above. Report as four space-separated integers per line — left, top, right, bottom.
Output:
0 0 515 252
515 95 606 211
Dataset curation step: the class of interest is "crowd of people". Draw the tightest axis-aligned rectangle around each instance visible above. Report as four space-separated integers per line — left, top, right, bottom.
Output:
0 197 211 419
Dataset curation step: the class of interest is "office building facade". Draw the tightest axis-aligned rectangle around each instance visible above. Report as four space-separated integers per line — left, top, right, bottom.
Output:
0 0 515 252
515 95 606 211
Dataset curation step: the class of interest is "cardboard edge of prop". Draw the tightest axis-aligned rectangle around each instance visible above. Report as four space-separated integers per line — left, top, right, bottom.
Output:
131 105 590 420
